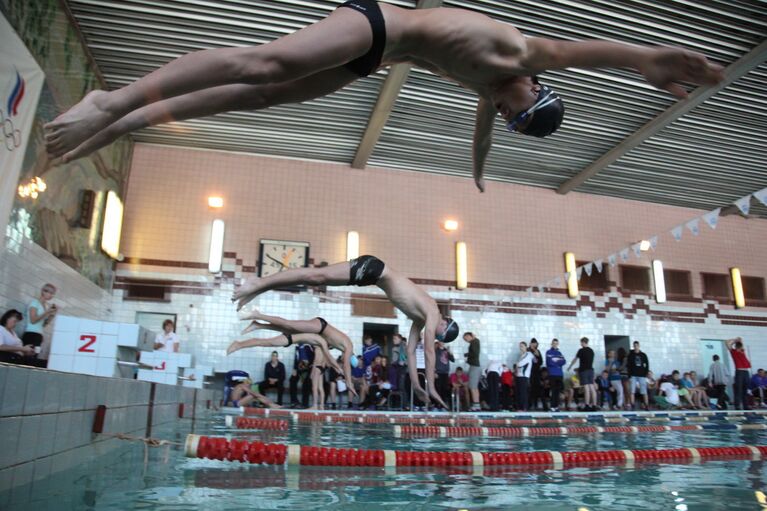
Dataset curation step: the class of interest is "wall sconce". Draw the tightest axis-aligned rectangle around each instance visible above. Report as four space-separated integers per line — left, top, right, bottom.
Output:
456 241 467 290
564 252 578 298
652 260 666 304
101 190 123 259
346 231 359 261
17 177 47 199
443 219 459 232
730 267 745 309
208 219 225 273
208 196 224 208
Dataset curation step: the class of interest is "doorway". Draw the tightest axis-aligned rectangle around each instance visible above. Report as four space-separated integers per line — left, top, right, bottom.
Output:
604 335 630 357
363 322 399 359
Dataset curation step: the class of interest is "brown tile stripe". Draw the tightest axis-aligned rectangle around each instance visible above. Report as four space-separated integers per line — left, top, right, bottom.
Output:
118 255 767 326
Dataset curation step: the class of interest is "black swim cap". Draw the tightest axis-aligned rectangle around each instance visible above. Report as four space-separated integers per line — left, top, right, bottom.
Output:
517 83 564 138
438 317 460 343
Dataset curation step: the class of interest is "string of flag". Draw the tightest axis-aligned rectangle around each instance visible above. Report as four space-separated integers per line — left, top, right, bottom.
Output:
524 186 767 297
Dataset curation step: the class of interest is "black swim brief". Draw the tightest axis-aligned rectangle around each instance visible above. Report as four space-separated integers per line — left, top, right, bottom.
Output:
284 334 293 346
349 255 385 286
337 0 386 77
316 317 328 335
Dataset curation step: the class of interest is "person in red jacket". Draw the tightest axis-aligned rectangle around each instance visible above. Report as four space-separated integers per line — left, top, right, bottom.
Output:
500 363 515 411
726 337 752 410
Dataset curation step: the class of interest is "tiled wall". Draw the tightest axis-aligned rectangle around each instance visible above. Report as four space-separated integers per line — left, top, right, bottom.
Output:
0 363 219 493
114 144 767 380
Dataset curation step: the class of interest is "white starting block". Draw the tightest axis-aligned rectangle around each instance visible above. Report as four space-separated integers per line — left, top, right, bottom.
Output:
48 315 155 377
182 365 213 389
137 351 181 385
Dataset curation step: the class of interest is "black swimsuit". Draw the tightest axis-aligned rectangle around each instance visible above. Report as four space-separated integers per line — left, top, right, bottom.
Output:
349 255 385 286
284 334 294 346
337 0 386 77
316 317 328 335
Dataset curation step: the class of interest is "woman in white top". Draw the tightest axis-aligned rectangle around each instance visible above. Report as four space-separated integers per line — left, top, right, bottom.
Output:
0 309 37 364
23 283 57 349
154 319 180 353
515 341 535 411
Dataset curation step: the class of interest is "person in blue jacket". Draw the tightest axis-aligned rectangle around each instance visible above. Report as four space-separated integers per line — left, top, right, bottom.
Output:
362 335 381 368
545 338 567 412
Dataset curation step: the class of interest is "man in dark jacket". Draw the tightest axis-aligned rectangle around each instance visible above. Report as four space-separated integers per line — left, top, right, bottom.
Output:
627 341 650 410
545 338 566 412
260 351 286 405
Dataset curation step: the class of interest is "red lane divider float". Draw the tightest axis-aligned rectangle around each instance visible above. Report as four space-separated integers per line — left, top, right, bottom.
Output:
185 434 767 469
224 415 288 430
394 423 767 438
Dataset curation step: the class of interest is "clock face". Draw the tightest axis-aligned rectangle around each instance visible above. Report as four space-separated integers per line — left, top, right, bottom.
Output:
258 240 310 277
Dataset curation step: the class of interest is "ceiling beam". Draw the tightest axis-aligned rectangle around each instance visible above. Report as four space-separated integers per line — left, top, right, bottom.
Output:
351 0 443 169
557 39 767 195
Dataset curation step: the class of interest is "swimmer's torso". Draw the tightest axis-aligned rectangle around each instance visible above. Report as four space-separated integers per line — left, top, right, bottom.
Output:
378 4 527 97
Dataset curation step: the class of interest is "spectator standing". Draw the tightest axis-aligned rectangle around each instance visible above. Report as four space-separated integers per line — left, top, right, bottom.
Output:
597 370 612 409
289 343 314 407
605 350 624 410
23 283 57 353
707 354 729 409
391 333 408 395
486 359 502 411
568 337 597 411
500 364 514 410
515 341 535 412
260 351 286 405
154 319 180 353
545 339 566 412
528 339 543 410
362 335 381 368
435 341 455 407
627 341 650 410
463 332 482 411
726 337 751 410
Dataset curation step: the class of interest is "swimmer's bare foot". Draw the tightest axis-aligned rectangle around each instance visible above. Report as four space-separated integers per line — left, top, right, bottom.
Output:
226 340 242 355
57 120 122 163
240 321 268 335
429 388 448 410
44 90 115 160
414 386 430 407
232 276 263 310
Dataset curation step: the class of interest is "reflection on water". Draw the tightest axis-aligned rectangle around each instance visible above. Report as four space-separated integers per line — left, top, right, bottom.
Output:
2 416 767 510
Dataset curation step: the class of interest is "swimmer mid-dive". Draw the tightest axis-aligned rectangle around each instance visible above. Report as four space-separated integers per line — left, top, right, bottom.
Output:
236 310 360 398
45 1 723 191
227 332 342 378
229 379 282 409
231 255 459 409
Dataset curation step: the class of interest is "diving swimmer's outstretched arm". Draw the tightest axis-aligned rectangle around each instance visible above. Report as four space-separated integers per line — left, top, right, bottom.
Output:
523 39 725 98
471 97 497 193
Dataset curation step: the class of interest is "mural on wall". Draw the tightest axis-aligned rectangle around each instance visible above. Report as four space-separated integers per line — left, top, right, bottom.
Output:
0 0 132 289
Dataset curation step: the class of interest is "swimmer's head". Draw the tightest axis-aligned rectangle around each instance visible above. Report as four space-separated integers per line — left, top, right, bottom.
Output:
436 316 459 343
490 76 564 138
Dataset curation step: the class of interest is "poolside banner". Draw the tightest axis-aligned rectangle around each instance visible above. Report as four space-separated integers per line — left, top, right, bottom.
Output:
734 195 751 215
702 208 721 230
0 13 45 235
685 218 700 236
753 187 767 207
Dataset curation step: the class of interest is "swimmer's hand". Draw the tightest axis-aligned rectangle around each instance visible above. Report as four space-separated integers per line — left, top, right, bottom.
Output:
639 47 725 99
474 177 486 193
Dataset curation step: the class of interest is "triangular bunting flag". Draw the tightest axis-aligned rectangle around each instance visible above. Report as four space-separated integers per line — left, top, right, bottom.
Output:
576 266 583 280
686 218 700 236
702 208 721 230
608 254 617 267
594 260 603 273
584 262 593 276
631 243 642 258
620 248 630 262
553 277 562 288
734 195 751 216
649 236 658 250
671 225 683 241
754 187 767 207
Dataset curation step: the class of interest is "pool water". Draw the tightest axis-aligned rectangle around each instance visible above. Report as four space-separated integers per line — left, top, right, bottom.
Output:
4 413 767 510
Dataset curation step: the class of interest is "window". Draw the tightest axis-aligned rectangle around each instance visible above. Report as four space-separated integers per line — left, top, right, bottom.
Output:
702 273 731 299
664 269 692 297
620 265 652 293
124 279 170 302
577 261 609 291
352 294 396 318
743 276 766 301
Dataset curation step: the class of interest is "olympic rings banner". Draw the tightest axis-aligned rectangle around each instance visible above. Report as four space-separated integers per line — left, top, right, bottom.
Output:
0 12 44 233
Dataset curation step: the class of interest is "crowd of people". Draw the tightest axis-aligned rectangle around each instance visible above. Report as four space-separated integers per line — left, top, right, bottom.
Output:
232 331 766 413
